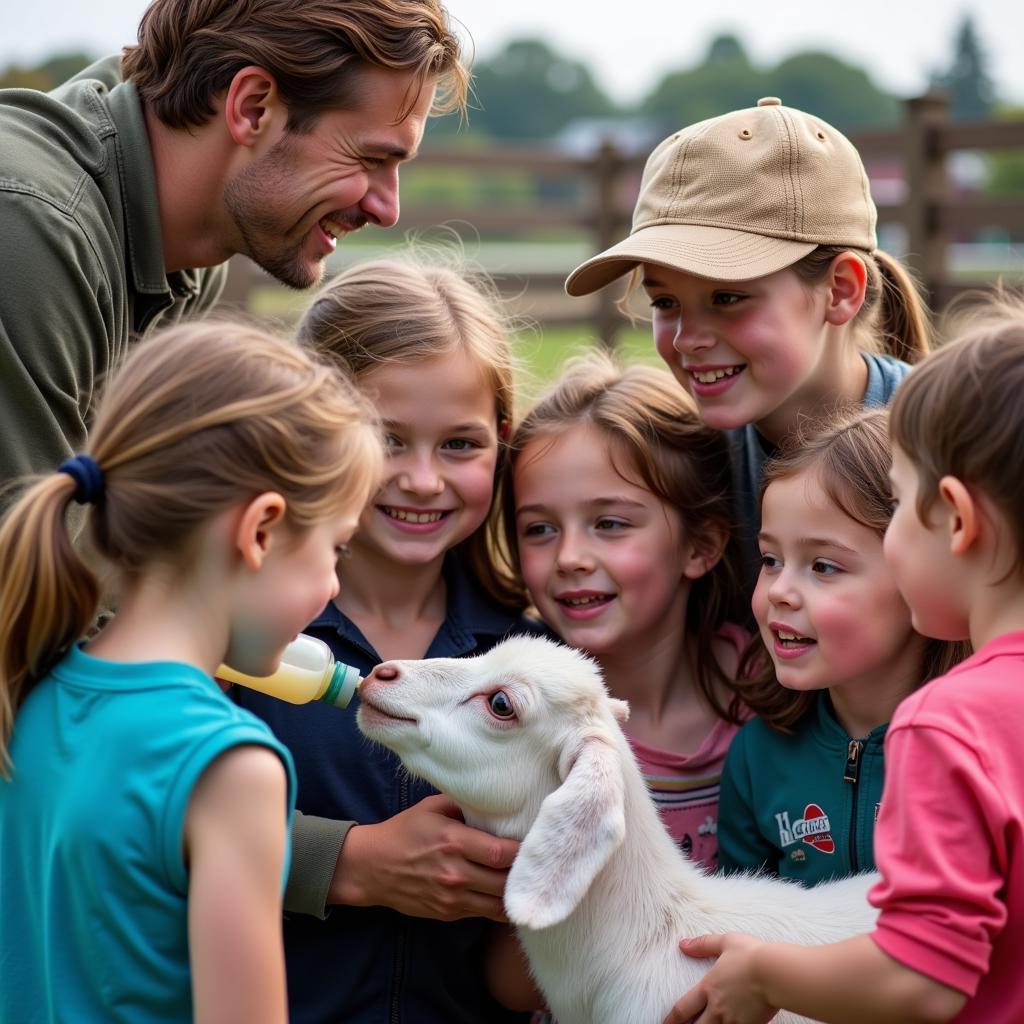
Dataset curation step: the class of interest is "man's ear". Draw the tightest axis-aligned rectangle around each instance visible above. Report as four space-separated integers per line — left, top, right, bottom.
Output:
223 66 283 145
823 251 868 326
681 523 727 581
235 492 288 570
937 475 978 556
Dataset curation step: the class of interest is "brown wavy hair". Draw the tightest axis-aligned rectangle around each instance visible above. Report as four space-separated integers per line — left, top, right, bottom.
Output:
890 289 1024 566
298 250 526 610
121 0 469 131
499 351 745 723
0 320 382 777
737 407 970 733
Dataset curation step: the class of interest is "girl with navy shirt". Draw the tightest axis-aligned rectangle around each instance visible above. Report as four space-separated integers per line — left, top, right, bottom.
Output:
235 251 543 1024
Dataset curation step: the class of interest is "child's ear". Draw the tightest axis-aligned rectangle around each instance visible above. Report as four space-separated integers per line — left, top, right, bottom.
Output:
681 524 728 580
937 475 979 556
823 251 868 326
223 66 283 145
235 492 288 570
498 417 511 442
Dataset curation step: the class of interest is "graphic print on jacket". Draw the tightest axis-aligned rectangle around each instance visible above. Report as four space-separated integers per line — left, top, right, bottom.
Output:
775 802 835 855
718 692 887 884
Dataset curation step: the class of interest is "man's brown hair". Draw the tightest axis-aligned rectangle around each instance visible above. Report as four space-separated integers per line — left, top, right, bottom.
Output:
121 0 468 131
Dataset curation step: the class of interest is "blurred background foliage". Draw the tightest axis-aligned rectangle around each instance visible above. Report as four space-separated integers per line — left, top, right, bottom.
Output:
3 15 1021 195
3 13 1021 386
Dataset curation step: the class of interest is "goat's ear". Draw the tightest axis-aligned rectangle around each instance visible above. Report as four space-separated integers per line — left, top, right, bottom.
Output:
609 697 630 724
504 731 625 930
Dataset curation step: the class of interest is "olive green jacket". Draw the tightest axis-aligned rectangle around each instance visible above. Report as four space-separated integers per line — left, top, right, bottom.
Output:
0 56 226 498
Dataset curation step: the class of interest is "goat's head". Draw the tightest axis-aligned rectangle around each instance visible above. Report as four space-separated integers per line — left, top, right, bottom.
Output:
357 634 631 928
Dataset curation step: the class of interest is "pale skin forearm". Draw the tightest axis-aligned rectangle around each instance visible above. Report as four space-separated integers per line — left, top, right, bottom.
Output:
665 933 966 1024
187 747 290 1024
750 935 965 1024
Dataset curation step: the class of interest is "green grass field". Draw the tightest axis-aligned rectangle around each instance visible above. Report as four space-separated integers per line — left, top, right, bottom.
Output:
511 324 662 401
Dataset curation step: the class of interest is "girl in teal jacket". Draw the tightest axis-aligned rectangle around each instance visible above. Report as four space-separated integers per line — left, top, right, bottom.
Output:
718 409 967 884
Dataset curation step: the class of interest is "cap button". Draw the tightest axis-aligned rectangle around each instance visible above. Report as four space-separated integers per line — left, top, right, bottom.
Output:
757 96 782 106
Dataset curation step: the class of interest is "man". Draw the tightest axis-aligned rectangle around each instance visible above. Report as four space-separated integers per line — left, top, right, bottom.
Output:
2 6 535 1023
0 0 467 488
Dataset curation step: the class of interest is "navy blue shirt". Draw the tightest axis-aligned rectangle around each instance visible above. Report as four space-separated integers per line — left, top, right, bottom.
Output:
236 557 541 1024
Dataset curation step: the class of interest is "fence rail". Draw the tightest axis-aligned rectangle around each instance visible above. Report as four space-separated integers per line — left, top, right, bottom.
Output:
224 94 1024 343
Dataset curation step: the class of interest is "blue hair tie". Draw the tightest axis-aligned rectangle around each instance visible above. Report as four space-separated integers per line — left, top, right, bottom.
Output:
57 454 105 505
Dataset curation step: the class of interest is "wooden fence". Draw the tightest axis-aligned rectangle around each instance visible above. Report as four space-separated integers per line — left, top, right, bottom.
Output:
224 93 1024 345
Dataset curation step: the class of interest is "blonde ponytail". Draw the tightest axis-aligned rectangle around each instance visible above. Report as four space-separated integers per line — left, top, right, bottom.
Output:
873 249 932 364
0 319 382 778
0 474 100 777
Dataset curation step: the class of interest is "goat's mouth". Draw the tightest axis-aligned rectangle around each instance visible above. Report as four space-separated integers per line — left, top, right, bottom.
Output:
357 697 418 726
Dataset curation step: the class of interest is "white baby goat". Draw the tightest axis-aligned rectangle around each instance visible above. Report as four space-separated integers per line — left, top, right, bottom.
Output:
357 635 879 1024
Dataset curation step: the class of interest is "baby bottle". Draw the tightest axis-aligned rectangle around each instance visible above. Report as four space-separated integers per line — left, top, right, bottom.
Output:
216 633 361 708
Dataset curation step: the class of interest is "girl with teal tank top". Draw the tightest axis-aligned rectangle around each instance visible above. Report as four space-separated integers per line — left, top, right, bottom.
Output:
0 321 382 1024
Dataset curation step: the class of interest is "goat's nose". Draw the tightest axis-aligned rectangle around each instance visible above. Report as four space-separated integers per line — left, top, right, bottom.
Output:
373 663 400 683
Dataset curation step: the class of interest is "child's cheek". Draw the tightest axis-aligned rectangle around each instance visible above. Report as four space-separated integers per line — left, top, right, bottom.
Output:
518 550 545 592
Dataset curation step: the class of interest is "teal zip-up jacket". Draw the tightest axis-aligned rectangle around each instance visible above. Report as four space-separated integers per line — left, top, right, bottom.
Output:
718 691 886 884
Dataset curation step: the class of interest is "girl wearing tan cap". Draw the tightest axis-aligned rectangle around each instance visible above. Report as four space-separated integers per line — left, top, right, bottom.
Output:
565 98 930 595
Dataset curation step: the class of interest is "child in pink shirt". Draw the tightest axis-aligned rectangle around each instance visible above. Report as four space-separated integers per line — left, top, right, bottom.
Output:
662 297 1024 1024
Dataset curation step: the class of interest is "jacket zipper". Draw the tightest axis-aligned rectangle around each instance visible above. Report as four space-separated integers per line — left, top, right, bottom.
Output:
843 740 863 873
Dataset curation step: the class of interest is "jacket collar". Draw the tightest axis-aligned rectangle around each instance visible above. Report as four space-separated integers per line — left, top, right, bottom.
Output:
814 690 889 747
105 74 203 315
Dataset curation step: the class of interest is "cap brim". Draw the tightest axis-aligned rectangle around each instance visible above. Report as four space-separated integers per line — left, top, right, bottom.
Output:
565 224 819 296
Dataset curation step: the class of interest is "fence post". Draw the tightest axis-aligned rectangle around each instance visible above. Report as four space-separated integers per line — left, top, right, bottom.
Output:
902 92 950 308
592 139 625 349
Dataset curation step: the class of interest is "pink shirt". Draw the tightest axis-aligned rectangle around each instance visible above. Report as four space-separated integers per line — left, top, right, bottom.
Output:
628 622 749 871
868 631 1024 1021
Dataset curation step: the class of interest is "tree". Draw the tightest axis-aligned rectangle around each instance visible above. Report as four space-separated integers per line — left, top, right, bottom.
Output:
639 35 898 134
642 34 766 132
0 52 93 91
429 37 616 142
932 14 995 120
986 105 1024 205
766 52 900 129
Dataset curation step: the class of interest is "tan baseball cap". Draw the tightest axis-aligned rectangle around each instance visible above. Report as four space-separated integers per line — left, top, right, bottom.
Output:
565 97 878 296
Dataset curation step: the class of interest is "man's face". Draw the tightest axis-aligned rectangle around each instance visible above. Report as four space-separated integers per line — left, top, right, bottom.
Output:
224 66 435 289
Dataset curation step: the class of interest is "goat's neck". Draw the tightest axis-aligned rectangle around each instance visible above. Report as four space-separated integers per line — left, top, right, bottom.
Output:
523 732 708 959
590 730 705 907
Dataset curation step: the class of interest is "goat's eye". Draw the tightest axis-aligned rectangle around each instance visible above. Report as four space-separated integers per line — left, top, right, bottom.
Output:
488 691 516 719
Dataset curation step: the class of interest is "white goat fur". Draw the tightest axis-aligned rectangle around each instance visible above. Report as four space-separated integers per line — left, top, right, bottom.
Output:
357 635 879 1024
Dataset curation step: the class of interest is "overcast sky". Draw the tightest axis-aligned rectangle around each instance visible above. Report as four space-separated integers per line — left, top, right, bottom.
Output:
4 0 1023 107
